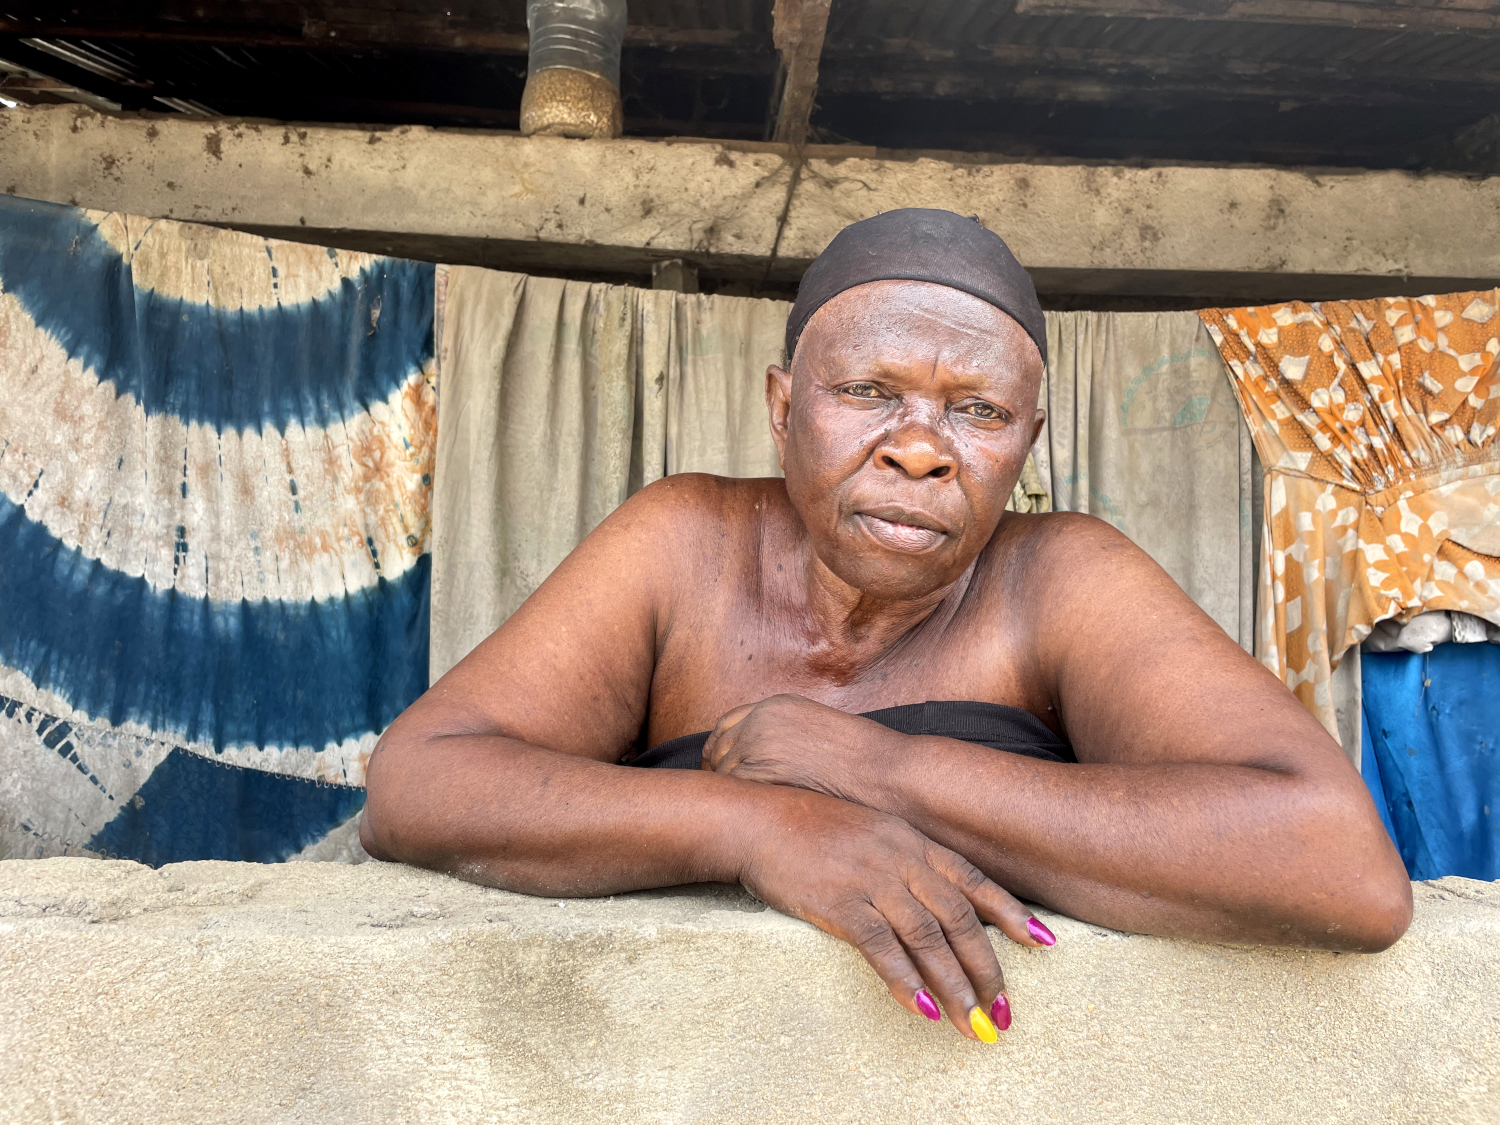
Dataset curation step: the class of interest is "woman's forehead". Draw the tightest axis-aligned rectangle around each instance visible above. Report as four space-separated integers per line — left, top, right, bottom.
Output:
798 280 1040 373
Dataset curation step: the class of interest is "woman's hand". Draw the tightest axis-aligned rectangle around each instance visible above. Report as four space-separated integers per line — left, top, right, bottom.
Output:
736 783 1055 1040
703 693 898 805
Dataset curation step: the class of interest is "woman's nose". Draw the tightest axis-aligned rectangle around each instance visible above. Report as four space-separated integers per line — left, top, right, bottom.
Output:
875 424 957 480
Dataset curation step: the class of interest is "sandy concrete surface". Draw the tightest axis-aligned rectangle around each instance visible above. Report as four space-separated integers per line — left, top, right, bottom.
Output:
0 857 1496 1124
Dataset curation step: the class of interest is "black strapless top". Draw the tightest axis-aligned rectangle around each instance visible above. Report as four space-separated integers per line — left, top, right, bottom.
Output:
628 700 1076 770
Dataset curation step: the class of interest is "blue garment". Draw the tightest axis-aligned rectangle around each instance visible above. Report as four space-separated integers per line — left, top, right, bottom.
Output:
1362 643 1500 881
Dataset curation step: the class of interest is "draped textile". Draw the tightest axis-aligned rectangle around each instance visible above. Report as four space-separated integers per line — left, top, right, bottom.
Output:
1361 643 1500 881
1043 311 1257 651
666 292 790 479
427 268 793 682
1201 295 1500 738
0 197 434 863
429 266 676 682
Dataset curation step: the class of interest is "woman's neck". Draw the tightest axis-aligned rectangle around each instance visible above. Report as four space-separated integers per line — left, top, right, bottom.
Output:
791 544 974 683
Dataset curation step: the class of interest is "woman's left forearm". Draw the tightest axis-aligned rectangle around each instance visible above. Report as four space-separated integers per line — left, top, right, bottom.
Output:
841 734 1410 950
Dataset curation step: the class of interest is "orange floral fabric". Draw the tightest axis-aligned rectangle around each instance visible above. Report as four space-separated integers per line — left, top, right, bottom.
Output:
1200 294 1500 738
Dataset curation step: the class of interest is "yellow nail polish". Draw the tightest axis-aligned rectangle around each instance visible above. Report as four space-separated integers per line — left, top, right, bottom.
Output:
969 1005 998 1043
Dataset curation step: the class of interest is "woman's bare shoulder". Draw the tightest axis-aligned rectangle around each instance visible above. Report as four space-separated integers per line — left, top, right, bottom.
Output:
610 474 788 555
407 476 785 760
980 510 1145 587
975 509 1234 676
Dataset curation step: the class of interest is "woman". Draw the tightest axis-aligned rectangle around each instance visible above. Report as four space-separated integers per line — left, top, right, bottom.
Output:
362 209 1411 1042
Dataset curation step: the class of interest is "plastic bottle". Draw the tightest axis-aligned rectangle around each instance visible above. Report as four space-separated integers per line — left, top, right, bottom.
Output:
520 0 626 139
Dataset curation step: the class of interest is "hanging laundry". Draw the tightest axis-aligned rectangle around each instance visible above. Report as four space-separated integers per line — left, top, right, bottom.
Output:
0 197 435 863
1044 311 1257 651
1201 294 1500 739
1365 610 1500 652
1361 643 1500 881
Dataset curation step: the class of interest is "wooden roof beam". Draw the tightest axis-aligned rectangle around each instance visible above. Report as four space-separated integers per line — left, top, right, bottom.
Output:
1014 0 1500 35
814 56 1500 107
768 0 832 147
0 16 760 56
1434 109 1500 172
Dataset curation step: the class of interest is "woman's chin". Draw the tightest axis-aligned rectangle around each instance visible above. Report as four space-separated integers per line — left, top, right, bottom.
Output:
820 542 968 603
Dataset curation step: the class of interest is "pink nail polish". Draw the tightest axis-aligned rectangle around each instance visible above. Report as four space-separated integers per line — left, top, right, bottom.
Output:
990 993 1012 1032
915 988 941 1021
1027 917 1056 946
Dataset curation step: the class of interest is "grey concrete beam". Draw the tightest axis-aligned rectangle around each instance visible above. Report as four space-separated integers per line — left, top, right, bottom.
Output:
1 858 1498 1123
2 103 1498 299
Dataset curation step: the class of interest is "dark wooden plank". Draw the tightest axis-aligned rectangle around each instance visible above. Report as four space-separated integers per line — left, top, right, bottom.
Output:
0 9 759 56
1436 108 1500 170
769 0 832 146
1014 0 1500 34
814 45 1500 104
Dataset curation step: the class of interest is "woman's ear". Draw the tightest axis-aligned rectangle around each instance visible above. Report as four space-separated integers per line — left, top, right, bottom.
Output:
766 363 793 469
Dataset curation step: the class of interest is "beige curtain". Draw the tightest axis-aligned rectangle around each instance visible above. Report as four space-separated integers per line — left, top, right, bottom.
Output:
430 267 671 681
429 267 790 681
666 293 789 478
1043 311 1257 652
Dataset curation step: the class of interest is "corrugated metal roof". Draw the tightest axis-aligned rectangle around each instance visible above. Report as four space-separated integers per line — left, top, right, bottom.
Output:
824 0 1499 76
0 0 1493 168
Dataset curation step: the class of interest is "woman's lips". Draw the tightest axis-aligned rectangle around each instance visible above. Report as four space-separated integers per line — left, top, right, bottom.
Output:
855 513 947 553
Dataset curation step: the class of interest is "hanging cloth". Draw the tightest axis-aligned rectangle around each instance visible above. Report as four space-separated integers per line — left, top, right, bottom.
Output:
428 268 795 682
1361 643 1500 881
666 291 791 478
429 266 675 683
1044 311 1257 652
0 196 436 863
1200 294 1500 738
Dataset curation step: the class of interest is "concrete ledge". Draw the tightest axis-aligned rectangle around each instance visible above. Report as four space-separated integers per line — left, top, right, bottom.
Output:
2 104 1498 298
1 859 1497 1123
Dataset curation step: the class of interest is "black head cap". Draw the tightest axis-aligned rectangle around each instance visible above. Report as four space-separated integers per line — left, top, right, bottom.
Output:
785 208 1046 366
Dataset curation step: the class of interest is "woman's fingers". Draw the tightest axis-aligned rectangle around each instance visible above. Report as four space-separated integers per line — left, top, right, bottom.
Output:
926 844 1055 951
907 846 1060 1036
903 871 1007 1026
701 704 756 770
828 901 933 1019
882 885 996 1040
829 897 989 1039
742 792 1052 1040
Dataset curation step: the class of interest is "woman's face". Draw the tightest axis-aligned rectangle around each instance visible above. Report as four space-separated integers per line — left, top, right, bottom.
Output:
769 280 1045 601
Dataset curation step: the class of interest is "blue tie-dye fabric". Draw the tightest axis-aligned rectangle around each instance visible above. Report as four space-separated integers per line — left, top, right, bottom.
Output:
0 198 432 432
0 492 429 753
0 196 434 864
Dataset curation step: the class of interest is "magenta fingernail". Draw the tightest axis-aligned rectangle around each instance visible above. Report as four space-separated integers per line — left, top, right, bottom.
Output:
915 988 941 1021
990 993 1012 1032
1027 917 1056 946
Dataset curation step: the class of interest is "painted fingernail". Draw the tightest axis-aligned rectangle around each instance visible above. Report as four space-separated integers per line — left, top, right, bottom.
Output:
914 988 941 1021
968 1005 998 1044
1027 917 1056 946
990 993 1012 1032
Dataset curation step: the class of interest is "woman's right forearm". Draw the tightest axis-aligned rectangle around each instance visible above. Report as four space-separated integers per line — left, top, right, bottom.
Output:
360 733 773 896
